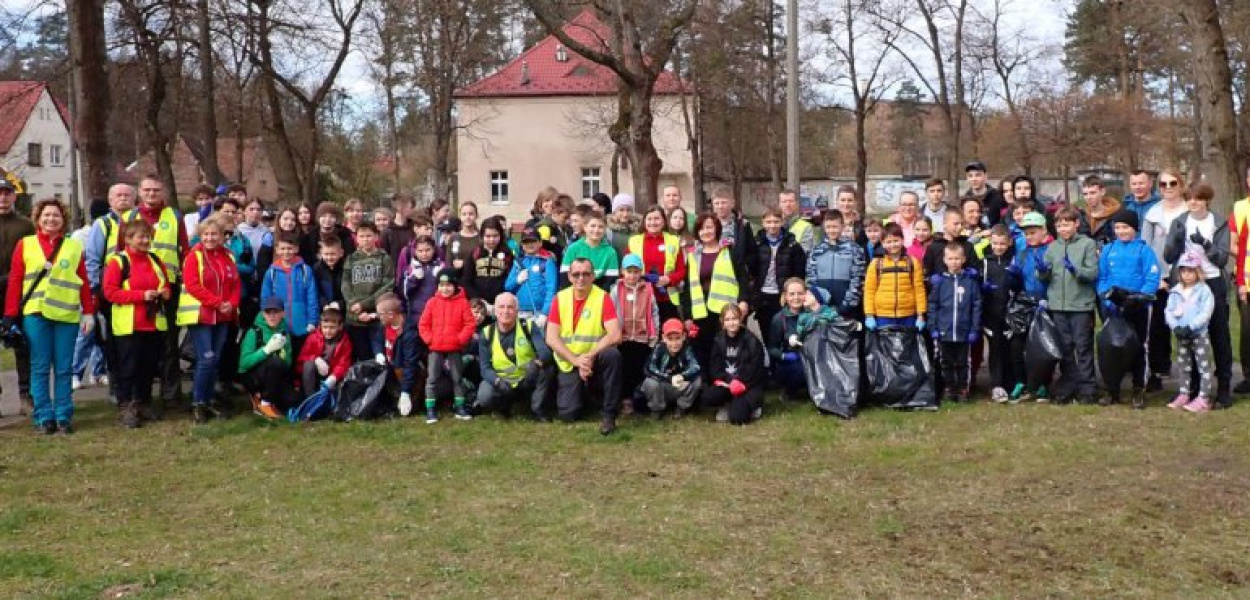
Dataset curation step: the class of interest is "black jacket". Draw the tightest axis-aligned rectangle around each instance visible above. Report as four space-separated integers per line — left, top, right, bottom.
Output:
371 324 422 393
979 248 1017 329
709 328 765 387
753 230 807 304
923 237 979 279
720 213 758 286
463 243 513 305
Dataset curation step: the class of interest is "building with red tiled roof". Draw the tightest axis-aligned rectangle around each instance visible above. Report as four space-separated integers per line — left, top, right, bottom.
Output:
455 9 695 224
0 81 76 209
128 135 279 204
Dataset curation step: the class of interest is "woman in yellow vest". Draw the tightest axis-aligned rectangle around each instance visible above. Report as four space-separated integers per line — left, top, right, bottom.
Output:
102 219 172 428
629 206 687 321
2 199 95 434
683 213 748 378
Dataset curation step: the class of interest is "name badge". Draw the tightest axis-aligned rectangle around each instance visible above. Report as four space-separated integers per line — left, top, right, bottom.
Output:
531 265 540 273
626 294 636 302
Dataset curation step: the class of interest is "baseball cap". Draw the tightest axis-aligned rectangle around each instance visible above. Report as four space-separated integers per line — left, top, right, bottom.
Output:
261 296 285 312
1177 251 1204 269
621 253 644 271
520 227 540 241
661 318 685 337
964 160 987 173
0 180 14 192
1019 212 1046 229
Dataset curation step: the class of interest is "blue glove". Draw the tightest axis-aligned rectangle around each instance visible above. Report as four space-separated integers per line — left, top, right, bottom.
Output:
865 317 877 331
1037 299 1048 312
927 274 944 288
915 317 926 331
1063 257 1076 274
930 329 940 340
1005 263 1022 277
967 331 980 344
643 272 659 285
1102 299 1118 315
982 280 999 293
781 351 799 363
1034 255 1051 273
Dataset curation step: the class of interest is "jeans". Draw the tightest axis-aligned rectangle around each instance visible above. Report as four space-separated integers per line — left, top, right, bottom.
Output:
72 317 107 379
187 324 229 405
24 315 78 425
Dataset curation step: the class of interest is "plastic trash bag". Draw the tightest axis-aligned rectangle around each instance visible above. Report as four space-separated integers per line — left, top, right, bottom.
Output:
334 361 394 421
288 386 336 423
1097 314 1140 390
800 320 861 418
1005 295 1039 339
865 326 937 410
1025 309 1062 385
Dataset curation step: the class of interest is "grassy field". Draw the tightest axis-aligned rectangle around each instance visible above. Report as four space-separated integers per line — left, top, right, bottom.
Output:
2 395 1250 598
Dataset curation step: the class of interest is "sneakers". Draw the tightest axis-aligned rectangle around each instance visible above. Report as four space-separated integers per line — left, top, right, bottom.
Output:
256 401 281 420
454 404 473 421
56 420 74 435
1167 394 1190 410
621 399 634 416
715 408 729 422
1009 384 1025 404
97 374 109 387
1234 380 1250 394
1146 375 1163 392
425 408 439 424
19 395 32 416
120 402 140 429
192 404 209 424
249 393 263 416
1130 388 1146 410
72 376 83 390
1035 387 1050 403
599 416 617 435
1184 396 1212 413
39 420 56 435
991 387 1008 403
673 407 687 420
751 406 763 420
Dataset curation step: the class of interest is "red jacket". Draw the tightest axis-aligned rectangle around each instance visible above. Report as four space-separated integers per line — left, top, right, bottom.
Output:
102 248 171 332
296 329 354 381
181 243 241 325
5 231 95 318
418 288 475 353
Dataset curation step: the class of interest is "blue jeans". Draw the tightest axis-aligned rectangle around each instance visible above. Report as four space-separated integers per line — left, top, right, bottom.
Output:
188 324 229 405
24 315 78 424
72 316 107 379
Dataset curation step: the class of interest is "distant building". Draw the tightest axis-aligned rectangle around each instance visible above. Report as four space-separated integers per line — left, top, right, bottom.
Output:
455 9 695 225
127 135 279 204
0 81 75 210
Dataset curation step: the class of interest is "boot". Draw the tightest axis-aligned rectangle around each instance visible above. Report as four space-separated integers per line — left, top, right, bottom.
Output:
1130 388 1146 410
599 415 617 435
192 404 209 424
137 401 162 422
120 402 141 429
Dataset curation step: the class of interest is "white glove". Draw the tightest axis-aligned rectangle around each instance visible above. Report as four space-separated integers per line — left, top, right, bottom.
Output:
788 334 801 348
306 324 316 334
534 314 547 329
80 315 95 335
516 270 529 284
671 374 685 387
375 353 387 366
398 392 413 416
263 334 285 355
324 375 337 388
413 266 425 280
314 357 329 376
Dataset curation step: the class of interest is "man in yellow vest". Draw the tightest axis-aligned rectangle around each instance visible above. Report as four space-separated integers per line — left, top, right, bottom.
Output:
475 293 554 421
546 257 623 434
131 177 190 408
83 183 135 404
778 188 815 254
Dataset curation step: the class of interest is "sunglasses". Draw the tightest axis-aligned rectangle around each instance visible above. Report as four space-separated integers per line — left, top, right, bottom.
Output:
1160 180 1181 188
570 272 592 279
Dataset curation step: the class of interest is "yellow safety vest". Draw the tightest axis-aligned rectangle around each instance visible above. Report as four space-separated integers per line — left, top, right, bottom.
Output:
176 248 237 326
125 207 182 280
686 246 739 320
788 216 813 247
628 232 683 304
554 286 607 373
20 235 84 324
108 252 168 336
100 213 122 251
1233 198 1250 285
487 322 536 386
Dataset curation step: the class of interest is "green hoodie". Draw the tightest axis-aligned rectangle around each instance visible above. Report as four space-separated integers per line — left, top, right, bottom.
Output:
238 312 293 373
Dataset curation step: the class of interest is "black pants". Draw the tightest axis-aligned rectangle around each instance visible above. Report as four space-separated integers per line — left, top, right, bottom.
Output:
939 341 970 395
986 322 1013 390
658 301 680 323
755 293 781 350
219 323 242 385
1011 332 1033 390
1051 310 1097 399
1148 288 1172 376
1197 276 1232 400
347 324 379 361
243 355 294 410
1239 294 1250 382
555 347 621 421
690 315 721 381
618 341 651 406
114 331 162 404
476 362 554 417
158 285 182 402
702 384 763 425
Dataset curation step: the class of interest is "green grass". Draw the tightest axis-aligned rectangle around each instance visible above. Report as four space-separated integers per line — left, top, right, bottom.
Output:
3 397 1250 598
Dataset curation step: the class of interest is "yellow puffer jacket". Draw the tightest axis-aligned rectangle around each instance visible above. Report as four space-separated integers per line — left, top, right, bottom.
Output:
864 254 927 318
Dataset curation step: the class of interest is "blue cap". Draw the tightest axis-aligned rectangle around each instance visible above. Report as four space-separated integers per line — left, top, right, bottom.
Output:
261 296 284 312
622 253 644 271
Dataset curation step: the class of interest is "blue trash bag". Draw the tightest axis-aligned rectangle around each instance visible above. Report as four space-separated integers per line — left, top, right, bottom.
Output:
288 385 337 423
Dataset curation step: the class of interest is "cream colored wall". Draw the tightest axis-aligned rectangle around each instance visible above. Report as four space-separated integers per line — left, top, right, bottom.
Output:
1 91 74 206
456 95 696 226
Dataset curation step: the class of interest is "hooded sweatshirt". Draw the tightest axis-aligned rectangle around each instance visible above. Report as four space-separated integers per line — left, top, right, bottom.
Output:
418 288 476 353
261 257 320 335
341 248 395 326
238 313 293 373
505 250 558 316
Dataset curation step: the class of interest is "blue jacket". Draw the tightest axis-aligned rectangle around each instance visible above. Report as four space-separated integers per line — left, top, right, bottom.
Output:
645 341 701 383
928 269 983 342
1124 191 1161 234
504 250 558 316
1097 238 1161 298
1012 243 1050 300
806 238 866 314
225 231 256 284
1165 283 1215 334
261 258 320 335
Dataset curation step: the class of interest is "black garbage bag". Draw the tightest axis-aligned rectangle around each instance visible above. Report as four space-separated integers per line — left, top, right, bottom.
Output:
865 326 937 410
800 320 861 418
334 361 395 421
1096 314 1141 390
1024 309 1062 386
1005 295 1039 338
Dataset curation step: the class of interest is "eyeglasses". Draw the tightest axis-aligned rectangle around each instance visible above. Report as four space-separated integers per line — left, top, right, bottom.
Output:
570 272 592 279
1160 180 1181 188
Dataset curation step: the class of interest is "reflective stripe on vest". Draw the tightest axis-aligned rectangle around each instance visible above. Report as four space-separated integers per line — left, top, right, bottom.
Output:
103 214 122 251
628 232 683 305
176 249 236 326
488 323 536 385
789 217 812 245
555 286 607 373
21 235 84 324
126 207 181 280
109 252 169 335
686 247 739 320
1235 199 1250 284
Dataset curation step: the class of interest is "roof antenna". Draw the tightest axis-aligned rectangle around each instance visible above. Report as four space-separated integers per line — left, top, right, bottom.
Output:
520 61 530 85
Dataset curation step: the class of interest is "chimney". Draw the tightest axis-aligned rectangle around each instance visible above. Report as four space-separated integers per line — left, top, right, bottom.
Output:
520 61 530 85
556 44 568 62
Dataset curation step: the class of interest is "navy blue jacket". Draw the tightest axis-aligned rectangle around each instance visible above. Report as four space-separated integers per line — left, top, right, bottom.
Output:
927 269 983 342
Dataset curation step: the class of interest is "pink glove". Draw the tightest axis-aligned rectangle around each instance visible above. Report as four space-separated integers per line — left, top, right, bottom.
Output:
729 379 747 397
686 321 699 338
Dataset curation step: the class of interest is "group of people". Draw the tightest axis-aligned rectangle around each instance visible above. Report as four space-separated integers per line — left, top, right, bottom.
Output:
0 161 1245 436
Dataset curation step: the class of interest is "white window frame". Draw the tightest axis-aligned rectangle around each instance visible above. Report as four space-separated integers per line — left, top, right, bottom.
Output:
49 144 63 166
580 167 601 199
489 170 509 204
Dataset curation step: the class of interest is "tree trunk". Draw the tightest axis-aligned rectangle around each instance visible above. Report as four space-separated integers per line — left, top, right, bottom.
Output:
611 84 663 209
854 96 868 199
67 0 112 201
196 0 224 185
256 1 302 200
302 108 321 202
1180 0 1243 214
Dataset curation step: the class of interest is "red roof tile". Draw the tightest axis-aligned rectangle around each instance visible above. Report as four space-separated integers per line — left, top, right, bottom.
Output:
0 81 48 154
456 9 687 98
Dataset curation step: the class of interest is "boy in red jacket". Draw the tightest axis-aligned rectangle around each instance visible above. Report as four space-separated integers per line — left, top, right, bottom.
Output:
418 270 476 423
295 304 354 396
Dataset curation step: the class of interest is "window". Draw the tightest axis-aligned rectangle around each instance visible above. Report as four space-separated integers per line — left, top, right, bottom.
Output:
49 145 62 166
27 143 41 167
490 170 509 204
580 167 601 199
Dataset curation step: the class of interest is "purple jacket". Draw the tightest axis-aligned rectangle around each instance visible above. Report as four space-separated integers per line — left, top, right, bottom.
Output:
396 243 445 323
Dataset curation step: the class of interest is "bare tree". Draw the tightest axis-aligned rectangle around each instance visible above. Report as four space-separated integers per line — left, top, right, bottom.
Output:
969 0 1040 175
1178 0 1242 214
68 0 113 201
196 0 225 186
114 0 186 199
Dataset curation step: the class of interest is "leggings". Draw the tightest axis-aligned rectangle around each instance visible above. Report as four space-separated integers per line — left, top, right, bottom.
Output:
1178 332 1214 398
